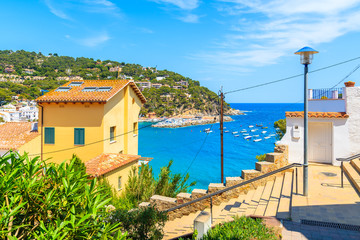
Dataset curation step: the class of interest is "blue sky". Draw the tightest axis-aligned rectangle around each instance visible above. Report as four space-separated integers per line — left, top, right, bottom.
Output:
2 0 360 103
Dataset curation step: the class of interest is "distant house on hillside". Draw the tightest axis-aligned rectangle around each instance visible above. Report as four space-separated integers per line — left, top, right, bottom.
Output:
109 66 122 72
36 80 146 192
156 76 166 81
5 67 15 73
23 69 35 74
0 122 40 157
279 82 360 166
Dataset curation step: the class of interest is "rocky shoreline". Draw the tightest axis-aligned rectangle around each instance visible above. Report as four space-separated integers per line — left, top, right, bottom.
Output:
139 109 244 128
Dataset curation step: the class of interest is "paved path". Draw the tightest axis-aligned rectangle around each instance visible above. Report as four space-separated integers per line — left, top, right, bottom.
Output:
291 164 360 225
282 221 360 240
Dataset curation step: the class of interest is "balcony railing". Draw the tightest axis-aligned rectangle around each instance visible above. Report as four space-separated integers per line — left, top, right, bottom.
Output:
309 88 343 100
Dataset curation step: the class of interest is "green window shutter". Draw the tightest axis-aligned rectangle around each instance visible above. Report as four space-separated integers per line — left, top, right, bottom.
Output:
74 128 85 145
44 127 55 144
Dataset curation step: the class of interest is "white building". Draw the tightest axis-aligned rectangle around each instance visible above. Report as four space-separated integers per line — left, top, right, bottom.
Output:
279 83 360 166
19 106 39 121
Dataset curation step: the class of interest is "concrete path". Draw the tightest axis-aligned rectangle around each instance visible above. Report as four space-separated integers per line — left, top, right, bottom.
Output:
282 221 360 240
291 163 360 225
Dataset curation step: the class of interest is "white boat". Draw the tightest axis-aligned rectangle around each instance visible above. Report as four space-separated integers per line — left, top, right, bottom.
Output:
224 130 229 133
232 131 238 134
269 134 276 137
243 133 249 136
249 125 254 128
244 136 252 139
234 134 240 137
240 130 247 133
253 139 262 142
253 135 259 137
262 131 267 134
204 128 211 131
205 130 213 133
250 129 257 132
264 136 271 139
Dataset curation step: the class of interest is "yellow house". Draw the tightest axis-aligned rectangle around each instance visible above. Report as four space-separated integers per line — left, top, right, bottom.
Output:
0 122 41 157
35 79 146 191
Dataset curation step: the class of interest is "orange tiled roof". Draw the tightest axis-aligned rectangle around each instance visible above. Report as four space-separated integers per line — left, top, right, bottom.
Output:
285 111 349 119
35 80 146 103
85 153 140 177
0 122 40 150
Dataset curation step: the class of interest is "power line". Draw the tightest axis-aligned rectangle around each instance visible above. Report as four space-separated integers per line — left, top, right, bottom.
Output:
224 56 360 95
182 123 215 177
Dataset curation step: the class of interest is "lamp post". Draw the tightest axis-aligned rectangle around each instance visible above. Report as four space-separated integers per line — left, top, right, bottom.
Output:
295 46 318 196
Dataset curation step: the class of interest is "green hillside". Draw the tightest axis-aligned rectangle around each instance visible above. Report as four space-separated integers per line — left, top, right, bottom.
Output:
0 50 230 116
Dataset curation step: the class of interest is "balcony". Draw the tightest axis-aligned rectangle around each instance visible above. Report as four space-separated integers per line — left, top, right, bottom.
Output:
309 88 346 112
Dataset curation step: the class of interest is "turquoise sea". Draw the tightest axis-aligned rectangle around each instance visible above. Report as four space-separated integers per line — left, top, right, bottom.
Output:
139 103 302 190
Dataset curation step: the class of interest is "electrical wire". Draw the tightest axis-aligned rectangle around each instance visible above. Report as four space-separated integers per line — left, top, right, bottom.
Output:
224 56 360 95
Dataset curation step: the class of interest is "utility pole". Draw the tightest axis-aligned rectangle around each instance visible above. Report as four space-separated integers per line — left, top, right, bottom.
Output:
220 87 224 184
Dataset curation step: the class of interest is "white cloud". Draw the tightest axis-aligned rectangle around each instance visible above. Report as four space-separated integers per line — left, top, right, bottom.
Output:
194 0 360 69
44 0 71 20
79 33 110 47
178 13 200 23
152 0 199 10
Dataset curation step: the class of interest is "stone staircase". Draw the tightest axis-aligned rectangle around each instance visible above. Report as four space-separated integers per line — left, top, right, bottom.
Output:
163 171 294 240
343 158 360 193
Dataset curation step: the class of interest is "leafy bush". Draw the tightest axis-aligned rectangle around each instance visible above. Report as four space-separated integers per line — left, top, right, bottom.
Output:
109 206 168 240
0 151 125 239
274 119 286 140
121 161 196 208
256 153 266 162
202 216 278 240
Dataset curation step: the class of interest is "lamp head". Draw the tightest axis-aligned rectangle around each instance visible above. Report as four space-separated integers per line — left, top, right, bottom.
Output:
295 46 319 65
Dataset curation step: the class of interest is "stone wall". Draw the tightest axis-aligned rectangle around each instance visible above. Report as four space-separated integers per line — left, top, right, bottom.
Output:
140 144 291 220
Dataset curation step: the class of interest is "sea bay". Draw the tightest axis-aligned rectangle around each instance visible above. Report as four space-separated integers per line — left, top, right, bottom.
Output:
139 103 303 189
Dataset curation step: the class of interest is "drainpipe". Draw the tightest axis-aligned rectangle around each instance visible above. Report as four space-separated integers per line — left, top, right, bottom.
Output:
39 104 44 161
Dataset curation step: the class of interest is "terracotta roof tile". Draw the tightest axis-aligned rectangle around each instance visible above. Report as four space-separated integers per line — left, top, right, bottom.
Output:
85 153 140 177
285 111 349 119
35 80 146 104
0 122 40 150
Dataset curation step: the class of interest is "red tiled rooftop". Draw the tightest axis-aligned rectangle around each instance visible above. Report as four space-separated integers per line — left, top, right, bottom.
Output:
0 122 40 150
285 111 349 119
85 153 140 177
36 80 146 103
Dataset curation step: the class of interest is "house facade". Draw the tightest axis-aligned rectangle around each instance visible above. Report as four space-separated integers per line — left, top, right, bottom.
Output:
35 80 146 192
279 83 360 166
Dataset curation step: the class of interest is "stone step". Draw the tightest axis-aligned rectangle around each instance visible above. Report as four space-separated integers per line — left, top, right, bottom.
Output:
343 162 360 193
245 185 265 216
255 161 276 173
264 176 283 216
276 171 293 220
254 180 274 216
350 159 360 174
228 189 255 216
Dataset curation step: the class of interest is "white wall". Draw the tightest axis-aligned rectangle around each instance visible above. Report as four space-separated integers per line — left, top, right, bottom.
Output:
309 99 345 112
279 117 349 166
345 86 360 156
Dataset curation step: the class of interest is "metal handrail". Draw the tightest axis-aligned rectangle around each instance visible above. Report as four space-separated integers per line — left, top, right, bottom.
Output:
337 153 360 188
165 163 302 214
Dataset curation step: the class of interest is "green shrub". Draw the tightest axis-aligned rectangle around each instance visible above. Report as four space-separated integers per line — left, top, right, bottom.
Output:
202 216 278 240
120 160 196 208
0 151 126 239
109 206 168 240
274 119 286 140
256 153 266 162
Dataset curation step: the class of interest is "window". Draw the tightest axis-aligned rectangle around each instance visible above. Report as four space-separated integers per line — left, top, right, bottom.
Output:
74 128 85 145
98 87 112 92
44 127 55 144
118 176 122 191
133 122 138 135
55 87 71 92
82 87 97 92
69 82 83 87
110 126 116 142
